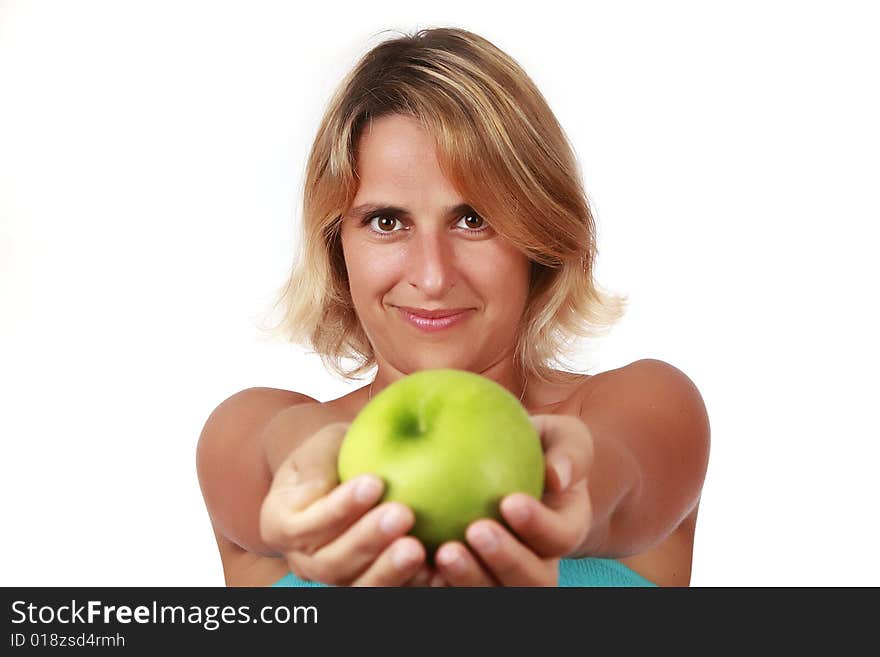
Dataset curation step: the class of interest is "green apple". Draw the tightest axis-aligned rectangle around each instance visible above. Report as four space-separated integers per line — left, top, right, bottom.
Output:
337 368 545 559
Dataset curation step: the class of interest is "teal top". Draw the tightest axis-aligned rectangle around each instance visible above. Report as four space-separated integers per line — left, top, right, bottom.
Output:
271 557 657 587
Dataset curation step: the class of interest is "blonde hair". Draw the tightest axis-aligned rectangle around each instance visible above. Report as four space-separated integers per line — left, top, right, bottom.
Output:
261 27 627 383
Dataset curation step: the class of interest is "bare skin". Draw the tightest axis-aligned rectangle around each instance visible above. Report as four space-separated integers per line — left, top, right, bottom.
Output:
204 366 700 587
198 114 708 587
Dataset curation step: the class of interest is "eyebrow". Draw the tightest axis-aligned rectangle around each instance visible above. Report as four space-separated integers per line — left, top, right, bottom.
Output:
348 202 475 220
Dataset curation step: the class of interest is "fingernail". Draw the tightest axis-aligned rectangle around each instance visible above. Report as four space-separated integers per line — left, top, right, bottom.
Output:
353 475 382 504
380 505 409 535
469 525 499 554
437 548 466 576
553 456 572 491
393 542 420 570
503 497 531 525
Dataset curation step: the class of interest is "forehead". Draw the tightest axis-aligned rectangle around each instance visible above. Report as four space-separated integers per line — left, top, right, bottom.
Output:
354 114 457 195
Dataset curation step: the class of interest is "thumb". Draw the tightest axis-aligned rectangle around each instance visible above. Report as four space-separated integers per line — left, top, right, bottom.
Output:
260 422 354 551
271 421 352 508
529 414 593 494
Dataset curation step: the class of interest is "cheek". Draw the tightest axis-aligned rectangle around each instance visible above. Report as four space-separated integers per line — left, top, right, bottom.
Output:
467 244 530 302
343 242 401 303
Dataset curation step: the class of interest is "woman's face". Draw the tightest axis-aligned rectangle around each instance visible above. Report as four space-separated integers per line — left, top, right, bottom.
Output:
339 113 531 375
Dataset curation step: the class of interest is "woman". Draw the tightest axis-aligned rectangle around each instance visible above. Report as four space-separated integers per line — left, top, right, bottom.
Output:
196 27 710 587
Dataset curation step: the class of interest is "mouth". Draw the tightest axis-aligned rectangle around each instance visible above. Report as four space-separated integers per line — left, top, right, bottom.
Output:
392 306 476 333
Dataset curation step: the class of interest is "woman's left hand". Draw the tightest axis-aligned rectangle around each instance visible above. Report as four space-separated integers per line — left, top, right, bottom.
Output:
432 414 594 586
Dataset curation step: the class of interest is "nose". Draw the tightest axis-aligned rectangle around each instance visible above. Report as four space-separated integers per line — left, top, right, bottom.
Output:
406 229 456 298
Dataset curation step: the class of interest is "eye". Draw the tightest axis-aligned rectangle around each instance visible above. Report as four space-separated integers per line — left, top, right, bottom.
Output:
455 212 490 234
360 209 490 238
367 215 405 233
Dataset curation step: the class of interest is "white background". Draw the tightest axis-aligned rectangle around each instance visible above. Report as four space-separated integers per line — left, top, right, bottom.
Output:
2 1 878 587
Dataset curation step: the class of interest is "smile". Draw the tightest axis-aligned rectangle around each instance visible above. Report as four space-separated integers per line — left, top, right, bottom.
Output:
394 306 475 333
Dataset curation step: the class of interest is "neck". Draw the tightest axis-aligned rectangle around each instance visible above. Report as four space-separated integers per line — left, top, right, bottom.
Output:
367 352 528 405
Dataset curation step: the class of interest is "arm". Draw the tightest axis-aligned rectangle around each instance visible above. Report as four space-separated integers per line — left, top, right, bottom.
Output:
416 359 709 586
200 391 435 586
195 387 318 556
571 358 711 558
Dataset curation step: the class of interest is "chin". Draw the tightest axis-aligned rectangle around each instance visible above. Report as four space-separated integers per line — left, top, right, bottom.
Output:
402 352 479 374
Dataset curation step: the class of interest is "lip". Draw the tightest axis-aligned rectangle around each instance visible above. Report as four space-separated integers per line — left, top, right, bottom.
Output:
393 306 475 332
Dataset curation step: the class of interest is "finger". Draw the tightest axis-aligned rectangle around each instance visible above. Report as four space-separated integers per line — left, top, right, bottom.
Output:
263 473 386 554
497 483 592 558
434 541 497 587
307 501 415 583
353 537 426 587
529 414 593 494
405 565 435 587
464 519 558 586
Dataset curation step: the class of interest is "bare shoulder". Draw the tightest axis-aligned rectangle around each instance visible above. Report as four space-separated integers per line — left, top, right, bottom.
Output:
575 358 705 403
197 386 370 586
580 358 711 505
202 387 321 432
196 386 321 560
572 359 710 586
573 359 710 455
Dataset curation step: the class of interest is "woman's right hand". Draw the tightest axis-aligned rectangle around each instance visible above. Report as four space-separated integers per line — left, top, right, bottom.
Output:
259 421 440 587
